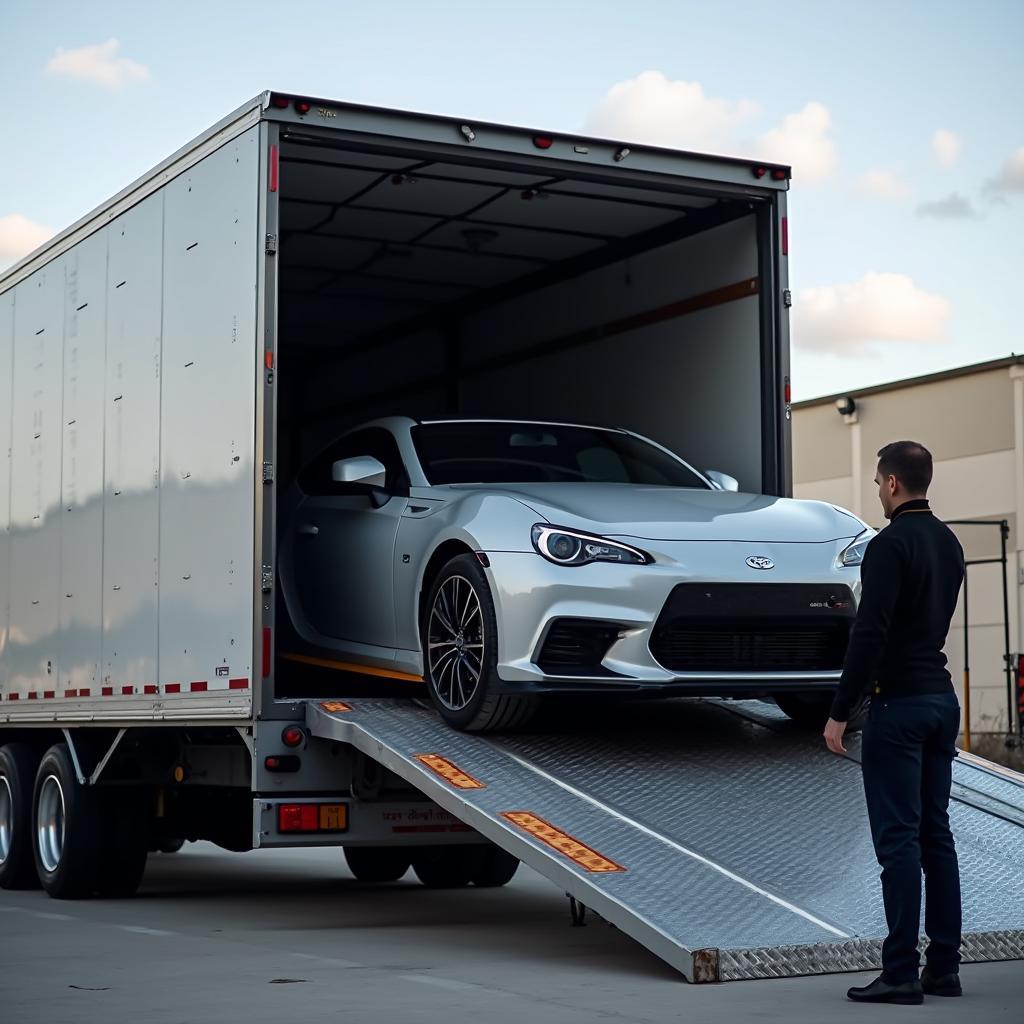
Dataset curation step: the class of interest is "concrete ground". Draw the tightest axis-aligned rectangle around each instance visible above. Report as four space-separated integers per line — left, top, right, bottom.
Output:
0 843 1020 1024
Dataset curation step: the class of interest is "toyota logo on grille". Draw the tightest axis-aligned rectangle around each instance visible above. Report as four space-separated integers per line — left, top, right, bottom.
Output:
746 555 775 570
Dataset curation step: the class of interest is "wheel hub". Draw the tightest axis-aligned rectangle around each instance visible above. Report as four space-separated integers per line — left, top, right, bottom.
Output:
0 776 12 866
37 774 66 874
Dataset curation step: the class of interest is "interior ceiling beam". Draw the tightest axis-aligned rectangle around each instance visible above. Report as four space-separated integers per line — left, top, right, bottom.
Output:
301 199 751 374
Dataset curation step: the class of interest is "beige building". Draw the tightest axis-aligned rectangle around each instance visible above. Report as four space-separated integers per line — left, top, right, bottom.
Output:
793 355 1024 736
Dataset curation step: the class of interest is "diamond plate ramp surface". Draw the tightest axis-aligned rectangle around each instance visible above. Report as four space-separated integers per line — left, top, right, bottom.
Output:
306 697 1024 982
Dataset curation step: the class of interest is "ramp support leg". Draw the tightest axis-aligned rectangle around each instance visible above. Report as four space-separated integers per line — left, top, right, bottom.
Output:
567 894 588 927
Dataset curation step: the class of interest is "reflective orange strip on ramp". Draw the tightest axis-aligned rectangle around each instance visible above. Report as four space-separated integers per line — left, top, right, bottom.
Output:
501 811 625 873
415 753 485 790
320 701 353 713
280 651 423 683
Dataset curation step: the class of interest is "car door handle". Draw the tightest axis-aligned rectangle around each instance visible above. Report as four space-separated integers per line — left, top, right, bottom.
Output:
298 523 319 537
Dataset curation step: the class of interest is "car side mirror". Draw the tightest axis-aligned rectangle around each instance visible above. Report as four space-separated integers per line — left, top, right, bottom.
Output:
705 469 739 492
332 456 386 488
331 456 390 507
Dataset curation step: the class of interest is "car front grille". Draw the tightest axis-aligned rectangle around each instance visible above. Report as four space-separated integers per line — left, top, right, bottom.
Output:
536 619 623 677
649 584 854 674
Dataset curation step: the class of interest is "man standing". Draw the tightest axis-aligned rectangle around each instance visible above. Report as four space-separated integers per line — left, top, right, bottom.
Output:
824 441 965 1005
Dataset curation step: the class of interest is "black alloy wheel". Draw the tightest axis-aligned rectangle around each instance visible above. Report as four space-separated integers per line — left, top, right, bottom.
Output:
423 554 536 732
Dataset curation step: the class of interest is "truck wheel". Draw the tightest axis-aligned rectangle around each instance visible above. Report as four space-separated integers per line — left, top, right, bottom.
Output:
96 791 149 898
411 846 474 888
774 693 869 732
157 837 185 854
32 743 101 900
344 846 411 882
468 846 519 887
0 743 42 890
424 555 537 732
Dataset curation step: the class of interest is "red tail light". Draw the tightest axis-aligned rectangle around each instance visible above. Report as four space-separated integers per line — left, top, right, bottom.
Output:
295 101 311 115
279 804 318 832
270 96 290 109
532 136 554 150
752 166 767 179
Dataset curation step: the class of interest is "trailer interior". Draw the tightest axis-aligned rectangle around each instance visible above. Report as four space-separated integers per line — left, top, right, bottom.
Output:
271 130 783 696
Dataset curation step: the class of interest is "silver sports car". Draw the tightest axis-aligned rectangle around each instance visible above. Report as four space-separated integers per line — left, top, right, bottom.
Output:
279 418 873 731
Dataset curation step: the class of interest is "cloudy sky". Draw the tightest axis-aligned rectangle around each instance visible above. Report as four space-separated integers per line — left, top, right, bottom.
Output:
2 0 1021 399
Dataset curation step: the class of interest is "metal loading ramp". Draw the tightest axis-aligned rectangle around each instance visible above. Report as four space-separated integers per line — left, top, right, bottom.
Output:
306 697 1024 982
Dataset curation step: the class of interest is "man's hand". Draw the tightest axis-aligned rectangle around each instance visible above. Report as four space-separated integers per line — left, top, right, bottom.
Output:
823 717 848 755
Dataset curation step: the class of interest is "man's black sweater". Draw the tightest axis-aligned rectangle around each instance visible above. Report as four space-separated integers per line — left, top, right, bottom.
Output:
830 499 965 721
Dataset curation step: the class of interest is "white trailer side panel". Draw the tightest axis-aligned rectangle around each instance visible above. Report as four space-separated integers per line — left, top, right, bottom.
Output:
0 292 13 692
158 131 259 697
0 127 260 720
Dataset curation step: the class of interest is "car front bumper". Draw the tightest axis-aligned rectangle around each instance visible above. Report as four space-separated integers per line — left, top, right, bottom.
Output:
483 537 861 695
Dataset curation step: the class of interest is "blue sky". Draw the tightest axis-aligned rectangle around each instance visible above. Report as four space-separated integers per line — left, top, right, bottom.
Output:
2 0 1022 399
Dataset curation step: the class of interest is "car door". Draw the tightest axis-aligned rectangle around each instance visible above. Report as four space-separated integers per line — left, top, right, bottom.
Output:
290 427 409 649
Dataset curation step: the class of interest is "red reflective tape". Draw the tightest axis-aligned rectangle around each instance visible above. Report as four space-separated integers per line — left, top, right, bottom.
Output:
264 350 274 370
7 693 18 701
79 689 91 697
102 687 113 697
122 686 134 696
269 144 279 193
190 681 208 693
144 685 158 695
262 627 272 678
64 689 78 698
43 691 55 699
229 678 249 690
27 692 38 701
165 683 181 694
781 216 789 256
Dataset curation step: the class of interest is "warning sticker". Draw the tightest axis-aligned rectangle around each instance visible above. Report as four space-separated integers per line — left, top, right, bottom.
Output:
415 753 486 790
501 811 625 873
320 701 352 713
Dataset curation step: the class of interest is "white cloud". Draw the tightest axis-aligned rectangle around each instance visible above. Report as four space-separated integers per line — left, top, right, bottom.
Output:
916 193 981 219
584 71 759 154
931 130 960 166
755 102 837 184
983 147 1024 195
793 273 952 354
46 39 150 89
0 214 54 271
853 169 912 200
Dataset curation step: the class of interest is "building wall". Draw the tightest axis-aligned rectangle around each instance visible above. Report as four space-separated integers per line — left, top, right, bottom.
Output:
793 363 1023 736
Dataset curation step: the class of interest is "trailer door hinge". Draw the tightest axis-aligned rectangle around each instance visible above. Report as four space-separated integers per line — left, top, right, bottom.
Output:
262 566 274 592
263 462 274 484
783 289 792 307
265 234 278 256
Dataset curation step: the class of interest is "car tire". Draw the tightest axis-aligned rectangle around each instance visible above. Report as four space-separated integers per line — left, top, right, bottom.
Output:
774 692 869 732
344 846 411 882
0 743 42 890
468 845 519 888
411 846 475 888
32 743 102 900
423 554 536 732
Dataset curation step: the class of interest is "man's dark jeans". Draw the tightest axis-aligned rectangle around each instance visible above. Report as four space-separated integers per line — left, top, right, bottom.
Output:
861 691 962 984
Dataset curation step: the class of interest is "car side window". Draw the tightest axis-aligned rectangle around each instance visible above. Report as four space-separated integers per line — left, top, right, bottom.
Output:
299 428 409 496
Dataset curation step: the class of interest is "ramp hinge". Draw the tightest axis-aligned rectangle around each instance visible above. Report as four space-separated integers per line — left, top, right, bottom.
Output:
262 462 274 484
265 234 278 256
261 565 274 592
783 288 792 307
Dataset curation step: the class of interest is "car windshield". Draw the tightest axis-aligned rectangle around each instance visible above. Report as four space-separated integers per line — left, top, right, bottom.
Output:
411 422 710 488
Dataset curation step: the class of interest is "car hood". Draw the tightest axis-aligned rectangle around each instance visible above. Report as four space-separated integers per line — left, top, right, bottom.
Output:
446 483 864 543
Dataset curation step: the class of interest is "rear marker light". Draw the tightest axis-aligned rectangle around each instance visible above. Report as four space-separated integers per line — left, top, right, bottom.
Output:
269 144 279 193
262 627 272 677
771 169 788 181
752 166 767 179
265 755 301 773
294 101 311 115
781 216 789 256
281 726 305 748
270 96 290 109
532 136 554 150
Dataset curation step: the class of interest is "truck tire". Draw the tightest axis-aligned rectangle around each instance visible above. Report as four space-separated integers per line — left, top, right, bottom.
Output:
0 743 42 890
468 845 519 888
32 743 101 900
96 791 149 898
344 846 411 882
424 555 537 733
411 846 475 888
774 693 869 732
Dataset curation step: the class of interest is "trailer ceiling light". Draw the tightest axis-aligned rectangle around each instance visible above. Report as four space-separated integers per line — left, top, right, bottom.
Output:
270 96 290 109
532 136 554 150
294 101 312 115
281 725 305 748
459 123 476 142
614 147 630 162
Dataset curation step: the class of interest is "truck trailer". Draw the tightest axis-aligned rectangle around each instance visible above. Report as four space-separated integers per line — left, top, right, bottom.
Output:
2 92 1022 983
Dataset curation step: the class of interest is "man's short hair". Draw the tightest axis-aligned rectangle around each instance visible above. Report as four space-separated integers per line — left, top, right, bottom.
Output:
877 440 933 494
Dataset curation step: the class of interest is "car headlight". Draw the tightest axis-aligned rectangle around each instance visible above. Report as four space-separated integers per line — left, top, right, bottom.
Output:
837 529 876 568
531 525 651 566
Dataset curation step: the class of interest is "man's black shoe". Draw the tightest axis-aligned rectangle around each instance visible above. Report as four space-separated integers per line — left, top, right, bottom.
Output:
920 967 962 996
847 975 924 1004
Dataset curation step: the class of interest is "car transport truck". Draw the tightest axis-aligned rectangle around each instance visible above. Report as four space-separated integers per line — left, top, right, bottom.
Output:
3 91 1022 983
